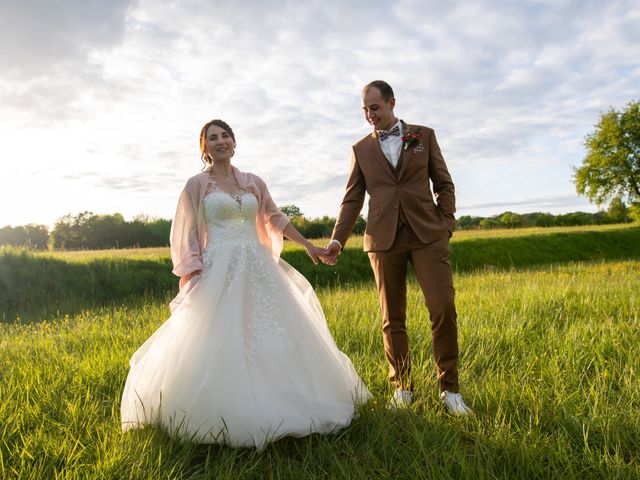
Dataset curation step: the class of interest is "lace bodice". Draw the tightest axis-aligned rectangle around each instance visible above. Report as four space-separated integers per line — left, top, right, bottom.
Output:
200 179 281 360
202 182 259 244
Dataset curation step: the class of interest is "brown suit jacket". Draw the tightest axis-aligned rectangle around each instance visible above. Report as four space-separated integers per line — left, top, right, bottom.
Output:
332 122 456 252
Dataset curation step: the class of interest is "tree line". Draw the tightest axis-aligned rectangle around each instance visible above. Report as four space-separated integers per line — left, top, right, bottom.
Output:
0 206 635 251
0 212 172 251
457 202 636 230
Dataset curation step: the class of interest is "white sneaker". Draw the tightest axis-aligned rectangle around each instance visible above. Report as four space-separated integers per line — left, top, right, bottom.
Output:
440 391 472 416
388 389 413 412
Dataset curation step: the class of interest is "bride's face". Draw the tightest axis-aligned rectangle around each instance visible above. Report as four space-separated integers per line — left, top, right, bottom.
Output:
205 124 235 162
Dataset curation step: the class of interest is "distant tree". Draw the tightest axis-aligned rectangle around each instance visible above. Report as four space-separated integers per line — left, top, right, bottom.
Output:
84 213 126 248
0 226 24 247
353 215 367 235
574 100 640 210
290 216 308 236
479 217 500 229
530 212 555 227
145 218 171 245
0 224 49 249
456 215 482 230
50 211 93 249
50 212 171 250
499 211 524 228
24 224 49 249
280 204 303 219
607 197 629 223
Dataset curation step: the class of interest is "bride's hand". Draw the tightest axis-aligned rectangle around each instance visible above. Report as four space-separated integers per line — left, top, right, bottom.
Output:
305 244 325 265
179 270 201 289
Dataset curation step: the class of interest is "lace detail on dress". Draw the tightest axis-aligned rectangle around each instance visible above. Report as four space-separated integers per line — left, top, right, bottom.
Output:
245 244 283 362
200 190 283 362
206 176 247 208
223 248 243 291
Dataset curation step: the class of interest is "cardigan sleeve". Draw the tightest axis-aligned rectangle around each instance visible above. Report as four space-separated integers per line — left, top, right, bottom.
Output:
170 178 203 277
254 175 290 260
261 179 291 233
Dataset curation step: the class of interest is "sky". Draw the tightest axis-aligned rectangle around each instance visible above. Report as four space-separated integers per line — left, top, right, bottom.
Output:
1 0 639 228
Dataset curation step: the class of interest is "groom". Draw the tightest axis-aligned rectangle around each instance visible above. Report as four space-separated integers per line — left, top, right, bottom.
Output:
323 80 471 415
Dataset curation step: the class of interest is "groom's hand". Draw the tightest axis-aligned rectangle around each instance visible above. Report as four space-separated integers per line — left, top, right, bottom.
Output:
321 241 341 266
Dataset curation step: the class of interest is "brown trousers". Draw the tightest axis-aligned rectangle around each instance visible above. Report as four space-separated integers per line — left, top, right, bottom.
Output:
368 222 459 393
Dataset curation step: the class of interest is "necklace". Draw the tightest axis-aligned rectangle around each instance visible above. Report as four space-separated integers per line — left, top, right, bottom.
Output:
211 164 231 180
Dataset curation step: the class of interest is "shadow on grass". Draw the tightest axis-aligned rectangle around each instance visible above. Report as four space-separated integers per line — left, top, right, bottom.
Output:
2 226 639 323
451 226 640 272
115 400 639 478
0 250 176 322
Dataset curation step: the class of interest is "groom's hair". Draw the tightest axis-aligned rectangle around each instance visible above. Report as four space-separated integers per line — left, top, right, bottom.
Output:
363 80 394 101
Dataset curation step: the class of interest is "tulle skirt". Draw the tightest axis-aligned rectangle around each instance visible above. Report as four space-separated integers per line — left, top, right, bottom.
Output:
120 240 370 448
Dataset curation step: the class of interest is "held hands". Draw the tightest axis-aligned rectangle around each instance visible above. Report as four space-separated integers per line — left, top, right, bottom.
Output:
320 240 341 266
305 244 328 265
304 241 340 266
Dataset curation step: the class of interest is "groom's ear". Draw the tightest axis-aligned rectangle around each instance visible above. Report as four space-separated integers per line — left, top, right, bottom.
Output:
389 97 396 109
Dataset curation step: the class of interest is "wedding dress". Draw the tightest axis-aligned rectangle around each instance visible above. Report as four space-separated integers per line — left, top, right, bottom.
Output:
121 179 370 448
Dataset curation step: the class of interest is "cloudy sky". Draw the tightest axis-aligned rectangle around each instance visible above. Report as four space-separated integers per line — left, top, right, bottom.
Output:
1 0 638 228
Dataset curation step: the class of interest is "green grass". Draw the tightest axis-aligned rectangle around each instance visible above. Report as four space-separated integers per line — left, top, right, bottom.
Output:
3 225 640 322
1 259 639 478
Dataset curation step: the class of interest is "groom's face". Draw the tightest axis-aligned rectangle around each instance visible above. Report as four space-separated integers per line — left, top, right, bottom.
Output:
362 87 396 131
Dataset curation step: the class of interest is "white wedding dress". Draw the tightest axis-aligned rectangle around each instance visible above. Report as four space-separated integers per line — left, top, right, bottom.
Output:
121 182 370 448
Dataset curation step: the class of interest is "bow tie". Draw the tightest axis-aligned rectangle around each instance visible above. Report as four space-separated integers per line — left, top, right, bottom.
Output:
378 125 401 142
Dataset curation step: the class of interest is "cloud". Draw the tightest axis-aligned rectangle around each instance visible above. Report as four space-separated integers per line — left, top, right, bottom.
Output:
0 0 135 125
0 0 133 78
1 0 639 226
459 194 595 212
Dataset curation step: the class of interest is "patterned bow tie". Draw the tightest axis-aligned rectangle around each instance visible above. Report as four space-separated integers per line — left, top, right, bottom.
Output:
378 125 401 142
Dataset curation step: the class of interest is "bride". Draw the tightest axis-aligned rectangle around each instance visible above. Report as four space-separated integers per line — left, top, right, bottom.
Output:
120 119 370 448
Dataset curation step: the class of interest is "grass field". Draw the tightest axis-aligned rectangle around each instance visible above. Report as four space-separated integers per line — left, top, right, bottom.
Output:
1 225 639 478
2 225 639 322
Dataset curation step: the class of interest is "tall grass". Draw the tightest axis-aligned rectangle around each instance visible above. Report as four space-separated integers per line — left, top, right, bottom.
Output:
1 260 638 478
3 225 640 322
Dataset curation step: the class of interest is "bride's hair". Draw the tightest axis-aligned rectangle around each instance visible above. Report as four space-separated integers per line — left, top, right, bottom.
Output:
199 119 236 167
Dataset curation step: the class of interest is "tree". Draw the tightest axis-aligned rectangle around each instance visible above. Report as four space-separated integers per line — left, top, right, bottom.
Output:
353 215 367 235
479 217 500 229
499 211 524 228
280 204 303 219
24 224 50 249
574 100 640 208
50 211 93 249
607 197 629 223
457 215 482 229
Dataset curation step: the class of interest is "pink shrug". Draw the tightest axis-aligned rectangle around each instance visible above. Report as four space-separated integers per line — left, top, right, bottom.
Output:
170 165 291 278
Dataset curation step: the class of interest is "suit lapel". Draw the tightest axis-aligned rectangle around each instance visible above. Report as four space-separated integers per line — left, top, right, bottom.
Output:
369 131 396 181
396 121 412 180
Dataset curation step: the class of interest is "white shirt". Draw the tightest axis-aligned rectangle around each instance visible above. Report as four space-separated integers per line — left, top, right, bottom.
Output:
377 119 403 168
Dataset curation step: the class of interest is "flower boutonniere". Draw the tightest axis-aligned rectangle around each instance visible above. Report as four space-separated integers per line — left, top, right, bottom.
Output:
402 128 423 151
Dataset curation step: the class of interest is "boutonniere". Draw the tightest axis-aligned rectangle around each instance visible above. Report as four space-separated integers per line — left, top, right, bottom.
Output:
402 128 423 151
